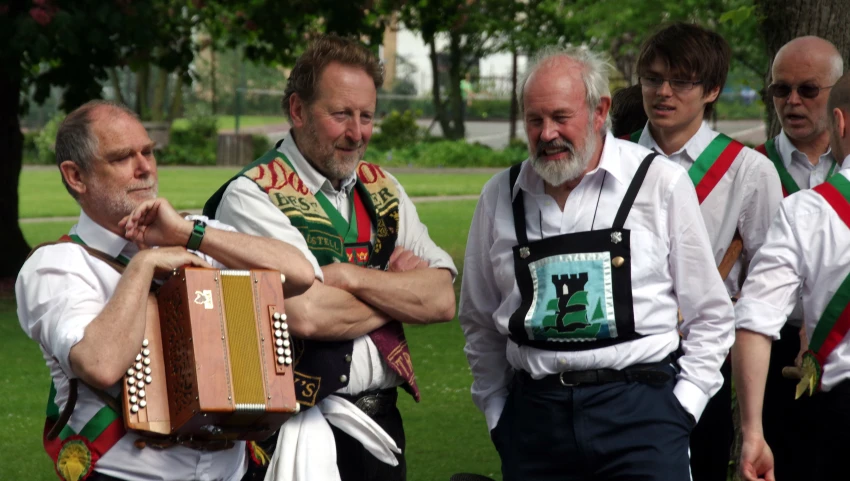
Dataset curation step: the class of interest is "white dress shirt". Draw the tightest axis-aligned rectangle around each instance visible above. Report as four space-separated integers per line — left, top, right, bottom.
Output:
16 212 247 481
638 122 783 296
215 131 457 395
736 158 850 393
459 132 736 431
767 130 836 326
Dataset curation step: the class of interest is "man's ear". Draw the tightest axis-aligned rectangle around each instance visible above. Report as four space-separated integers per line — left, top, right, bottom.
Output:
59 160 87 197
835 107 848 141
704 85 721 104
289 94 307 129
595 96 612 133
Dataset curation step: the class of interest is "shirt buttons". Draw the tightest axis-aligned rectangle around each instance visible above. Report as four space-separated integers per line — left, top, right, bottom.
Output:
339 375 348 383
344 354 352 363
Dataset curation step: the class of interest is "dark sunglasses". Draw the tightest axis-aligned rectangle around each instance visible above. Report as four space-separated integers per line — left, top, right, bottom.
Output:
767 83 834 99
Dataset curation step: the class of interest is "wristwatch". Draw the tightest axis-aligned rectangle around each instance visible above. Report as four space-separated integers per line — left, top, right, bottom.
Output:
186 219 206 251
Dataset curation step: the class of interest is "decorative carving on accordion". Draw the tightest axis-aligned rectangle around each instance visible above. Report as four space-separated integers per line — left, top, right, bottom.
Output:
122 268 298 441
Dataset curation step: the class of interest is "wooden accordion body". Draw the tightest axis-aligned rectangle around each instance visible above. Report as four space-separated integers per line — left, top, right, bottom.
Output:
122 267 298 441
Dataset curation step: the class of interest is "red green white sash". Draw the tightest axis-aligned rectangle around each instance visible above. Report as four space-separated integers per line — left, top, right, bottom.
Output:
622 130 743 204
799 174 850 395
756 138 837 197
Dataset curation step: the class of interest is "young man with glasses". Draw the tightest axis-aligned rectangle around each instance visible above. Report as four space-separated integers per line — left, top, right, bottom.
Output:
631 23 782 481
750 35 844 481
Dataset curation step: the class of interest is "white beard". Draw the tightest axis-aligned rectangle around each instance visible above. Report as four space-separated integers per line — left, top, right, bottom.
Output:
530 127 599 187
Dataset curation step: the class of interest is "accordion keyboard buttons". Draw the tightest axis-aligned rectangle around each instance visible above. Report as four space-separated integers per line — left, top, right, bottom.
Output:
339 375 348 383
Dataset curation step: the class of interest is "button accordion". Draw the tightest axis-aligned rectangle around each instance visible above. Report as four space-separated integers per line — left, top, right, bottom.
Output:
122 267 298 441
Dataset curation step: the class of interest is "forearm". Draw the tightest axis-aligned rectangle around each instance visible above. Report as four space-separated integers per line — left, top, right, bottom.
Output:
69 255 156 389
732 329 773 438
198 227 314 296
284 279 391 341
347 267 456 324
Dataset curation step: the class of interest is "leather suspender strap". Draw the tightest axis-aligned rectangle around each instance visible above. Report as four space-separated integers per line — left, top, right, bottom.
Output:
509 162 529 245
613 152 658 229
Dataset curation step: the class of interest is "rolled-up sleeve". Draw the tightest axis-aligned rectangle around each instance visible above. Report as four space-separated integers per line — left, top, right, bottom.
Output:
735 202 802 338
16 246 109 378
458 181 512 431
215 177 324 281
668 173 736 421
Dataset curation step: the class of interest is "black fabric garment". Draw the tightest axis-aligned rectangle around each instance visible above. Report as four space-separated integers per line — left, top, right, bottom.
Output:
689 359 733 481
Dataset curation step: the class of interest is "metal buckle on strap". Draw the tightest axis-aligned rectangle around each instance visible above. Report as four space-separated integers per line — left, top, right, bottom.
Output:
559 372 578 387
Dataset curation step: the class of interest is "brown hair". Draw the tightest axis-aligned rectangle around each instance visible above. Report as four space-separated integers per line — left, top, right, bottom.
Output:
828 72 850 115
611 84 648 137
281 35 383 120
637 23 730 118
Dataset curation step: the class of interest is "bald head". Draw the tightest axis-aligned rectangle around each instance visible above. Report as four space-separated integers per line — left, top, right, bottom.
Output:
774 36 843 83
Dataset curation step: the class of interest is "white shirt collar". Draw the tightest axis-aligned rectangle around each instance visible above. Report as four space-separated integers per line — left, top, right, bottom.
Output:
640 121 716 162
72 210 138 259
278 130 358 196
776 129 833 169
513 131 625 199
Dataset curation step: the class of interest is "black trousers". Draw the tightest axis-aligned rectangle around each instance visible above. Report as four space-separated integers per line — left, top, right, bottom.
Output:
689 359 733 481
330 396 406 481
762 323 817 481
492 365 694 481
813 380 850 480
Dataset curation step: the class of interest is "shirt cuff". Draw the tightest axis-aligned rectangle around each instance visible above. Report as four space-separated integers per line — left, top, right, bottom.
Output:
735 298 784 339
673 378 709 423
483 395 508 432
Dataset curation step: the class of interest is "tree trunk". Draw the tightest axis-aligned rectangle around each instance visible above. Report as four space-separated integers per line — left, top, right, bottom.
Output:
168 72 184 122
0 58 32 288
428 38 453 140
150 67 169 122
211 47 217 115
109 67 126 105
509 48 519 142
447 30 465 140
136 64 151 119
755 0 850 138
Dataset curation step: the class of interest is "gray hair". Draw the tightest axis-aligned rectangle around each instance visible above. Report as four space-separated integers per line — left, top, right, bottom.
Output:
517 46 613 124
55 100 137 198
829 52 844 84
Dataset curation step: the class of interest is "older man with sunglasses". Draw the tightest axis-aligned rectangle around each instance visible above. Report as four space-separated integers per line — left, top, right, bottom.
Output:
630 24 782 481
750 35 844 481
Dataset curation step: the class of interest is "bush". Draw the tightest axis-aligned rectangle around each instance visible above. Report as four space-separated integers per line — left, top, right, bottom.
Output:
28 112 65 165
365 139 527 168
157 116 218 166
371 109 423 150
252 134 272 159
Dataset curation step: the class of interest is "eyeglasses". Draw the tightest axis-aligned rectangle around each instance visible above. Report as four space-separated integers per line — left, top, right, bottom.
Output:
639 76 703 91
767 83 834 99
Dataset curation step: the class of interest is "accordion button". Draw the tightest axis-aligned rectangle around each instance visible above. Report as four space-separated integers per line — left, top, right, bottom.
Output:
136 372 144 380
282 331 290 339
130 395 138 404
278 356 286 364
274 321 281 330
145 376 152 383
139 390 146 398
136 354 142 362
283 340 291 348
276 339 284 347
127 378 135 386
143 358 151 366
142 349 150 357
281 314 288 321
281 323 289 331
142 339 149 347
274 330 283 338
129 386 137 395
137 380 145 388
284 348 292 357
277 348 284 356
144 367 151 375
344 354 352 363
285 357 292 365
339 375 348 383
140 400 147 408
273 312 281 321
131 405 139 413
135 363 143 371
127 368 135 376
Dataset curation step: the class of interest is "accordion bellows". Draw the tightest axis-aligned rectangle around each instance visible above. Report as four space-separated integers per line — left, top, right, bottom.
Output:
123 267 297 441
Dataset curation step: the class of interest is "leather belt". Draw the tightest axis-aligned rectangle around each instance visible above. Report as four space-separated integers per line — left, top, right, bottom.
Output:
336 388 398 418
515 355 676 390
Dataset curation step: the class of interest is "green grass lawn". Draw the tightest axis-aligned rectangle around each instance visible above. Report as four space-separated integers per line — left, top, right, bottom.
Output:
171 115 285 132
6 199 501 481
20 168 490 219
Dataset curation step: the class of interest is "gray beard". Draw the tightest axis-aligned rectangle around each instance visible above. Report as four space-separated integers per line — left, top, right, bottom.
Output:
530 129 599 187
